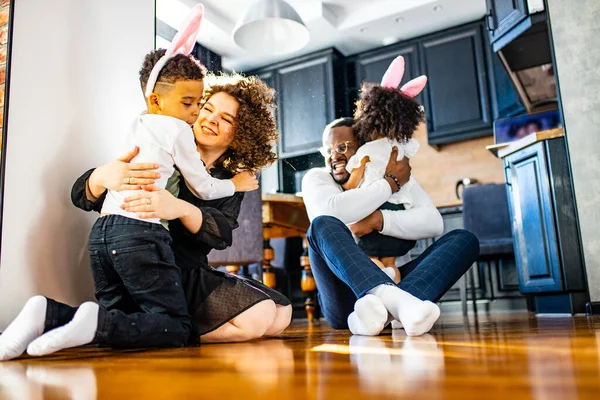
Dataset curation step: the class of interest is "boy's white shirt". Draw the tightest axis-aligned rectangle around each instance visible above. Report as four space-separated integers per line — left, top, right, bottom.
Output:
101 113 235 225
345 138 420 208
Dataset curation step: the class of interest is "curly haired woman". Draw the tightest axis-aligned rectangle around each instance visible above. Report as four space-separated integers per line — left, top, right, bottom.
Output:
95 72 291 344
0 73 291 360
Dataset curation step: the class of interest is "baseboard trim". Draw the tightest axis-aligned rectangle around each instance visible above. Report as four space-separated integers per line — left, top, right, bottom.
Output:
585 302 600 316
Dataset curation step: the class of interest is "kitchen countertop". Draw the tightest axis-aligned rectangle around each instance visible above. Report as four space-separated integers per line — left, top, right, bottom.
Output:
487 128 565 158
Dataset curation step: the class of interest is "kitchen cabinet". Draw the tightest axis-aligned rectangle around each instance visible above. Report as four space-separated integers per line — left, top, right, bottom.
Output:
419 23 492 144
355 21 512 146
249 48 345 159
503 137 587 313
485 0 528 44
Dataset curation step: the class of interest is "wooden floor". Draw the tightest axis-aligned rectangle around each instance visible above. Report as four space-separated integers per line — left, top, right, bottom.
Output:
1 312 600 400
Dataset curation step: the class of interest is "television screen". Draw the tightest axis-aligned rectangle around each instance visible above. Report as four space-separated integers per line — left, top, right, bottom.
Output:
494 109 561 145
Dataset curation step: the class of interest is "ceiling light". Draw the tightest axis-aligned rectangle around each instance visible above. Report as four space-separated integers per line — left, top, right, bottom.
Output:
382 36 399 46
433 5 443 11
233 0 310 56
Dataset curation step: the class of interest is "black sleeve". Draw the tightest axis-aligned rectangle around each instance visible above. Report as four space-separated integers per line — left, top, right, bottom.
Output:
177 192 244 250
71 168 107 213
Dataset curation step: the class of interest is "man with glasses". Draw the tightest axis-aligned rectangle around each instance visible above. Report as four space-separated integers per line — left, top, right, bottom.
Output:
302 117 479 336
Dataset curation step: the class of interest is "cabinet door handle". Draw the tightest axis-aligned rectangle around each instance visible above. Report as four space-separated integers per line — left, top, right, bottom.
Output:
486 10 495 32
504 165 512 189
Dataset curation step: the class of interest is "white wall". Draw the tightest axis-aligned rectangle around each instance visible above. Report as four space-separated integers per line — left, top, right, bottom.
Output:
547 0 600 302
0 0 154 329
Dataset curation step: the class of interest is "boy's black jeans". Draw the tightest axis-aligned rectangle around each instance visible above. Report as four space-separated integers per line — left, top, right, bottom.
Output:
44 215 192 348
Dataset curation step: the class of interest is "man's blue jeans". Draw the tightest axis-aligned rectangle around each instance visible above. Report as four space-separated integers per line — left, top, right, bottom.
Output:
307 215 479 329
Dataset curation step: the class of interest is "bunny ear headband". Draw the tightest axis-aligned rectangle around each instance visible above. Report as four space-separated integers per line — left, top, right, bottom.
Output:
145 3 205 98
380 55 427 97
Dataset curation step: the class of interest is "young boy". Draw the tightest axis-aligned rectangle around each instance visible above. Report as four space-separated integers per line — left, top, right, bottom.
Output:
0 4 256 360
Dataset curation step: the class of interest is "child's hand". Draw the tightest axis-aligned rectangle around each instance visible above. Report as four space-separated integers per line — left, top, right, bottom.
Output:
359 155 371 167
231 171 259 192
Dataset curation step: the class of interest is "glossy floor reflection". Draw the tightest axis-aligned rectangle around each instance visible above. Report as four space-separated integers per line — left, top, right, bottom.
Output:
1 313 599 399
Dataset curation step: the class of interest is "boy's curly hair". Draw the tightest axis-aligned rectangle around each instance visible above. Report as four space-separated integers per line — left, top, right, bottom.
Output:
353 83 424 146
203 73 279 174
139 49 207 94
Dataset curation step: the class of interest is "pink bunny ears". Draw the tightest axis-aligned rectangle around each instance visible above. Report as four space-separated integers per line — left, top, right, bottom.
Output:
145 3 205 97
380 56 427 98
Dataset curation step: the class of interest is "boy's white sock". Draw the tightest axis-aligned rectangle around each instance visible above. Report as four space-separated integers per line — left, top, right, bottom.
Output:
27 302 99 356
368 284 440 336
0 296 47 361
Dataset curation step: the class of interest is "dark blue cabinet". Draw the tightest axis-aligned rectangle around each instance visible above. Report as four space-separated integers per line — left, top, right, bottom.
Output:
419 24 492 144
355 44 420 90
503 137 587 313
485 0 528 43
354 21 523 146
504 142 562 292
250 49 345 159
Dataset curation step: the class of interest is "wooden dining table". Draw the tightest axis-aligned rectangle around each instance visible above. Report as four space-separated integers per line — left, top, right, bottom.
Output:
261 193 317 320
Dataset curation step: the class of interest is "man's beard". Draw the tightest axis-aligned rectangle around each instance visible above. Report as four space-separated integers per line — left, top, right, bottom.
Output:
331 170 350 185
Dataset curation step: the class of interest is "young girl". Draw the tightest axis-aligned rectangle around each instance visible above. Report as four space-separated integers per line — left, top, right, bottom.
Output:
344 56 428 283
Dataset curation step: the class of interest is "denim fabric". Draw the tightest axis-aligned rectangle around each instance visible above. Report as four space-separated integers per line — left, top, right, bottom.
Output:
357 202 416 257
44 298 77 333
307 216 393 329
307 215 479 329
87 215 192 348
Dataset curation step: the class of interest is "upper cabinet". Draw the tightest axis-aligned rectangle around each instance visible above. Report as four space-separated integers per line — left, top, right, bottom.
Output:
419 24 492 144
356 44 420 89
355 21 506 146
485 0 528 43
354 44 422 105
250 20 524 161
250 49 345 159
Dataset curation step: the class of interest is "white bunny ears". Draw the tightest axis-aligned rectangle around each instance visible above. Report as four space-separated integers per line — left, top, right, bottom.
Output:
380 56 427 98
145 3 205 98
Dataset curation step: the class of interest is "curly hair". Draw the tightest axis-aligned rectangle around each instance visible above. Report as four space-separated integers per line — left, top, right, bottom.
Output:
353 83 424 146
203 73 279 174
139 49 207 94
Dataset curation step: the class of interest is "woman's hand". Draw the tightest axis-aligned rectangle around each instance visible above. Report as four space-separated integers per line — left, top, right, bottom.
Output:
348 211 384 237
89 146 160 193
121 185 193 221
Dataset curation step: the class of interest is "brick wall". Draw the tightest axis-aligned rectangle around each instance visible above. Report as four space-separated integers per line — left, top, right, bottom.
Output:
0 0 10 149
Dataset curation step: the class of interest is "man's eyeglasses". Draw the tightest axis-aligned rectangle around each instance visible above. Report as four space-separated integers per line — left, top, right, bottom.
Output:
319 141 356 157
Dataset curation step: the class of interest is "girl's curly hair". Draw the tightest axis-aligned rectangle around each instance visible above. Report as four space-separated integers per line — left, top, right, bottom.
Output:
353 83 424 146
203 73 279 174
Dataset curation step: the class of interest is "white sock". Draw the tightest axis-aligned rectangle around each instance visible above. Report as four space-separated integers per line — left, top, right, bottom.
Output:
347 294 389 336
0 296 47 361
27 302 99 356
368 285 440 336
390 319 403 330
382 267 396 281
